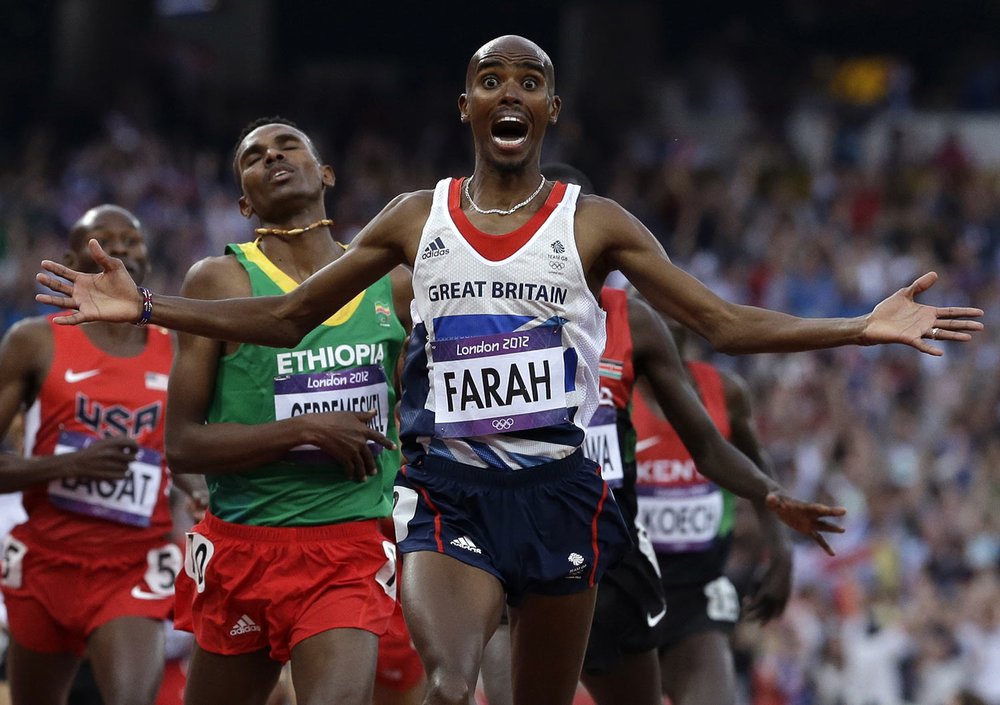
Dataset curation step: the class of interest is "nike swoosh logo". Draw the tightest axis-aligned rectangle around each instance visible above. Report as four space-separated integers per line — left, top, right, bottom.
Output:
130 586 171 601
635 436 660 454
65 369 100 384
646 605 667 627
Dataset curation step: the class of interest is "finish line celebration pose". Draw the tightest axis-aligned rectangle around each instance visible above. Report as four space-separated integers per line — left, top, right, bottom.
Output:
37 35 982 705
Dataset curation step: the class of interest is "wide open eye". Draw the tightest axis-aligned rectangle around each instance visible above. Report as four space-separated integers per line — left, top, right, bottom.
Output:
483 76 500 89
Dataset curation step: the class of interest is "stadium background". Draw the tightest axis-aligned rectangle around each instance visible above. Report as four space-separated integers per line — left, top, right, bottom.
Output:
1 2 998 703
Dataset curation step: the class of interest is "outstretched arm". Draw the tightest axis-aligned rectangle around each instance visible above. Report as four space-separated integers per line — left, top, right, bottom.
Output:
628 296 844 554
165 257 395 483
579 197 983 355
37 192 427 347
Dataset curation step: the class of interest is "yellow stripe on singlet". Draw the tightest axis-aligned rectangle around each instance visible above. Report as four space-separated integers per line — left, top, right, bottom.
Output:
237 241 364 327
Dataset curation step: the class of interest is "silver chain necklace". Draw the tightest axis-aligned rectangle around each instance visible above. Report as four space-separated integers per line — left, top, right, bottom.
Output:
463 175 546 216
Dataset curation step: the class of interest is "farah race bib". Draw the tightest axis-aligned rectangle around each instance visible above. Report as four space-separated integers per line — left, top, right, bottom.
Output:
584 405 623 486
48 430 163 528
274 364 390 462
637 484 724 553
431 327 568 437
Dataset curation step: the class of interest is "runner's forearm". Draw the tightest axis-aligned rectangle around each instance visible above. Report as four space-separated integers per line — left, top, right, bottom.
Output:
148 293 309 347
685 440 782 503
167 419 312 475
0 453 84 492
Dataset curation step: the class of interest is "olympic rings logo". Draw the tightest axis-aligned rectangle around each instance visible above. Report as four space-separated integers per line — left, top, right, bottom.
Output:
492 418 515 431
549 261 566 270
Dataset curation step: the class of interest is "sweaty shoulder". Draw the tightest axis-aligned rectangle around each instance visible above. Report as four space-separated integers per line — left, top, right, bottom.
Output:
180 254 251 301
369 190 434 235
360 189 436 266
2 316 54 352
0 316 55 382
574 194 647 283
575 194 641 243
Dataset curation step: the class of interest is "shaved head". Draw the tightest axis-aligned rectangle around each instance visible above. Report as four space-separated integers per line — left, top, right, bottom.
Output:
69 205 141 248
466 35 556 95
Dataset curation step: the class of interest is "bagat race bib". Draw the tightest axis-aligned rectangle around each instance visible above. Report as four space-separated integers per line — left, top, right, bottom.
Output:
48 430 162 527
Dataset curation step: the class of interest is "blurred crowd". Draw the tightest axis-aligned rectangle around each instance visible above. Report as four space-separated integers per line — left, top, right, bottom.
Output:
1 42 998 705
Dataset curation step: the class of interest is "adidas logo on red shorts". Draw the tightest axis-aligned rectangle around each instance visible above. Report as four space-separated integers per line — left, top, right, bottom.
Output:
229 614 262 636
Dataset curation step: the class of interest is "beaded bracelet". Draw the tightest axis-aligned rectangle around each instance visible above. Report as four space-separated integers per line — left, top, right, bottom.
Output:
136 286 153 326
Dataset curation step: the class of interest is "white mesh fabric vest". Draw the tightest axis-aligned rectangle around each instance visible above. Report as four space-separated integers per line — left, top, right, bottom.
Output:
400 177 606 470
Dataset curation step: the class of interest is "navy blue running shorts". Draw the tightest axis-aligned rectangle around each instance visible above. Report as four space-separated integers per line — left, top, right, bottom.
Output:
392 449 631 605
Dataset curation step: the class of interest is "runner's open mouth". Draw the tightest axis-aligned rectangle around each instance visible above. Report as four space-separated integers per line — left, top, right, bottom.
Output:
491 117 529 146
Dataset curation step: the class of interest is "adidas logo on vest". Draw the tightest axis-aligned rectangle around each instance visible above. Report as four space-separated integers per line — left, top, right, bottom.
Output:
420 237 450 260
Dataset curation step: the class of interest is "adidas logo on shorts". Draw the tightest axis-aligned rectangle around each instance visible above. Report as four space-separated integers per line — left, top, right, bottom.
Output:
229 614 262 636
450 536 482 554
420 236 450 260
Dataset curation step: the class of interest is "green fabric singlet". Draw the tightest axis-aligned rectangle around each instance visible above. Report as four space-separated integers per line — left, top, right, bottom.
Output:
206 241 405 526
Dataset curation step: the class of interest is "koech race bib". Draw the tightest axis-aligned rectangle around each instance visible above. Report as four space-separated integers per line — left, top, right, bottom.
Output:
431 326 568 437
637 484 724 553
274 364 390 462
48 430 162 527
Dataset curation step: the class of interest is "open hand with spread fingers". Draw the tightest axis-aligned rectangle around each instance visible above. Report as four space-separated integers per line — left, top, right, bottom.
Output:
864 271 984 355
765 493 846 556
36 239 142 325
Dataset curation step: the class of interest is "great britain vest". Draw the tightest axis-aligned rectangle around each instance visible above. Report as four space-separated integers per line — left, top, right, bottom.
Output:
401 178 606 470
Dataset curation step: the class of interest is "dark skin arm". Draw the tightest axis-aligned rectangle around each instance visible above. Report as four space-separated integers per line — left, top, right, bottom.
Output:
0 318 136 493
164 254 400 482
38 192 429 346
719 369 793 622
577 196 982 355
628 296 844 554
37 190 980 355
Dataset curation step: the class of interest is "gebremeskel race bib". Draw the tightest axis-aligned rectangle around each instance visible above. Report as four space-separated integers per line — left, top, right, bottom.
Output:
431 327 568 438
48 430 163 527
584 405 623 486
274 364 390 463
637 483 724 553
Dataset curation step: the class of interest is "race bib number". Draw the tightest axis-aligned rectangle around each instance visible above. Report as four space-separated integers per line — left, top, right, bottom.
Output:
392 486 419 545
704 576 740 622
133 544 182 599
432 327 568 437
274 365 390 462
184 532 215 595
1 536 27 589
375 540 398 601
48 431 162 527
637 485 724 553
584 405 623 486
